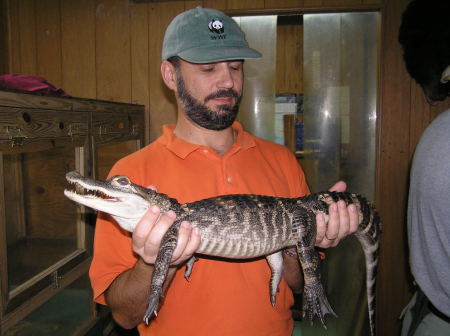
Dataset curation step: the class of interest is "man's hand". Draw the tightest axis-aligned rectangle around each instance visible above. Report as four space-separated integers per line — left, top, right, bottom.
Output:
132 204 201 266
315 181 359 248
105 204 200 329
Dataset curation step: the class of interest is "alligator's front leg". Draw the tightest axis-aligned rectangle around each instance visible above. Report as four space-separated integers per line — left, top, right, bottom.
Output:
266 251 284 306
295 210 336 326
143 220 182 324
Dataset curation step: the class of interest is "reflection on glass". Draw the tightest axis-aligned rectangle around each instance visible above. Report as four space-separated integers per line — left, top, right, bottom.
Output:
4 145 79 293
301 12 379 336
4 275 94 336
303 12 379 197
234 16 277 141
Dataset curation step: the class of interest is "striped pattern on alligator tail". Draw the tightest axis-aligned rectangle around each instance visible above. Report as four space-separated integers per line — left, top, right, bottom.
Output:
315 192 381 335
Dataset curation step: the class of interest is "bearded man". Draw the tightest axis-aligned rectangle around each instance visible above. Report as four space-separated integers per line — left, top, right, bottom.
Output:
89 7 358 336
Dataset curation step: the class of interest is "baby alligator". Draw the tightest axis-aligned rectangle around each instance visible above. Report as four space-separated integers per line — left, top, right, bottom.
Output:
64 171 381 335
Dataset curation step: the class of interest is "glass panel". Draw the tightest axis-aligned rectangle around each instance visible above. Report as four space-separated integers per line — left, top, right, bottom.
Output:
4 274 94 336
228 12 379 336
95 140 140 180
234 16 277 142
301 12 379 336
302 12 379 196
4 144 83 294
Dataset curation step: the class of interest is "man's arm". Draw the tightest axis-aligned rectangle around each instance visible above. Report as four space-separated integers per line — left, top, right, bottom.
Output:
105 207 201 329
283 180 359 291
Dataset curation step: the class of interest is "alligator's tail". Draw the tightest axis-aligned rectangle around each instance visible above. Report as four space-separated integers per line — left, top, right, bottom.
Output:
316 191 381 336
353 194 381 336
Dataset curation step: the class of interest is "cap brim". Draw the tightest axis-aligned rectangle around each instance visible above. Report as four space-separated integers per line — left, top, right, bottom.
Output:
177 45 262 63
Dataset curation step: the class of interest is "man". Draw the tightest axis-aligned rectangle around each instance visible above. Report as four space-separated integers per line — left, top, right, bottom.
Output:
89 7 359 335
398 0 450 335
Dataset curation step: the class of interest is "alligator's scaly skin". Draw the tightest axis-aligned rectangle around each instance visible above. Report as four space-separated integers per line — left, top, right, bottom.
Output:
64 172 381 335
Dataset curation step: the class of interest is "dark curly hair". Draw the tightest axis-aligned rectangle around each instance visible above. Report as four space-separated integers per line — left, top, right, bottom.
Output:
398 0 450 101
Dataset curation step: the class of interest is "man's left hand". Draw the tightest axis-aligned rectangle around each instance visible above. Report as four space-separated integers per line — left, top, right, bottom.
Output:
315 181 359 248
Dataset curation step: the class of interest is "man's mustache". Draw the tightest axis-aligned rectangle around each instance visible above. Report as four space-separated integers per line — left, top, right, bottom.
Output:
204 89 239 103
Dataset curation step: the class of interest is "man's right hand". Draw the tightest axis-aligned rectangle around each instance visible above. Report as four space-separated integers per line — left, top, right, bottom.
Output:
132 205 201 266
105 204 201 329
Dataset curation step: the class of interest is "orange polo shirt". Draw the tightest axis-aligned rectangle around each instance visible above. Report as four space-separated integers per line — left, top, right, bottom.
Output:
89 122 310 336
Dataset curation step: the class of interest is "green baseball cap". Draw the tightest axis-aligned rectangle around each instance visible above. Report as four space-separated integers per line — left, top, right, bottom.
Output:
162 7 262 63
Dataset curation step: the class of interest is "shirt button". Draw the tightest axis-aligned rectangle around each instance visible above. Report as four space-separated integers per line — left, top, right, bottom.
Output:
226 177 232 183
203 149 209 153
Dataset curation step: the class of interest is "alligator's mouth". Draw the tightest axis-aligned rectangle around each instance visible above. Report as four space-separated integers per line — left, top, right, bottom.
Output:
64 172 149 220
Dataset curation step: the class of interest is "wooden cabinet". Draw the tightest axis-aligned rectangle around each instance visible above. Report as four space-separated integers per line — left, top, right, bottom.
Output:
0 90 144 335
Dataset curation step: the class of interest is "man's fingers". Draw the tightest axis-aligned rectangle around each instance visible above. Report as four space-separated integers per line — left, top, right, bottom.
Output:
315 203 340 248
325 203 339 240
315 212 327 244
348 204 359 233
171 224 201 265
336 200 350 239
171 221 192 262
132 208 177 264
328 180 346 193
133 206 161 249
146 210 176 247
315 181 360 248
183 227 201 258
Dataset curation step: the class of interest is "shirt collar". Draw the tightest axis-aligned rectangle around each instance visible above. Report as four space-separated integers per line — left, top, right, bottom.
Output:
158 121 256 159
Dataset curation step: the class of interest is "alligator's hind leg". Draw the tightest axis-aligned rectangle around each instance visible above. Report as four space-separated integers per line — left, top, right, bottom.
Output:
143 220 181 324
295 211 336 326
266 251 284 306
184 256 198 280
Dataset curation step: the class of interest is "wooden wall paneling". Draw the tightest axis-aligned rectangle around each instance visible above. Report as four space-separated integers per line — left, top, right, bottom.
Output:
130 1 150 142
276 23 303 94
303 0 323 7
148 1 184 142
227 0 263 10
276 23 287 94
430 97 450 121
265 0 303 9
203 0 227 10
0 0 7 74
17 0 37 76
61 0 96 99
95 0 131 103
409 81 430 161
322 0 363 6
35 0 62 88
185 1 203 9
4 0 21 74
364 0 381 4
22 145 77 238
377 0 412 334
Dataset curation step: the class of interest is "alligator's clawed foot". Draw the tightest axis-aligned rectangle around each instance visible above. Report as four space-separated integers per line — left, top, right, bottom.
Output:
302 283 336 327
143 294 161 325
184 256 197 281
270 295 277 307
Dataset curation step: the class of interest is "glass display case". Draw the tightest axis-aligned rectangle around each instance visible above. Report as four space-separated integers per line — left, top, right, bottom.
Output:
0 90 144 335
236 11 379 336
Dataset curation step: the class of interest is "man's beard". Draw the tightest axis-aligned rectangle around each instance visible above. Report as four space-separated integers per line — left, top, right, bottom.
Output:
176 73 241 131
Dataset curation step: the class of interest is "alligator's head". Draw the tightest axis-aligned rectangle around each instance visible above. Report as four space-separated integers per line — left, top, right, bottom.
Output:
64 171 156 232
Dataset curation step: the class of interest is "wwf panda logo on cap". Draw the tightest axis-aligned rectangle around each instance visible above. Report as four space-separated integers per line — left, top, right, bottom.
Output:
208 18 224 34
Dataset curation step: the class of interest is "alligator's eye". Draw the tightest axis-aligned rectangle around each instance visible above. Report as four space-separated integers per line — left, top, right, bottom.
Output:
116 177 130 186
